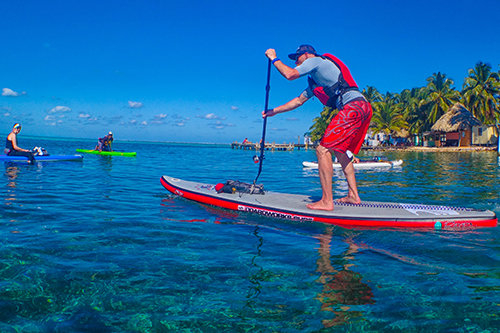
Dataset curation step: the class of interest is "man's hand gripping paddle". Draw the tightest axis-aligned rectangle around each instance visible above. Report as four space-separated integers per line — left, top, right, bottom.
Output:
253 59 271 185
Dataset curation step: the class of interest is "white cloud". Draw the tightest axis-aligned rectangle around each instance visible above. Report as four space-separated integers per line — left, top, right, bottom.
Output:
231 106 239 111
79 113 91 118
141 121 147 125
196 113 226 120
3 112 10 117
128 101 144 108
48 106 71 114
44 115 56 121
154 113 167 119
2 88 26 97
209 121 235 129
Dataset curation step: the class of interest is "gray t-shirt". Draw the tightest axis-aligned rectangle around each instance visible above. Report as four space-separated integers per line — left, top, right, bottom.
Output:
295 56 364 106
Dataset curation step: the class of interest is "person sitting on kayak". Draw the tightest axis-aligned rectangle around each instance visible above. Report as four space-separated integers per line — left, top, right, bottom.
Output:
5 123 36 165
334 150 359 164
96 132 114 152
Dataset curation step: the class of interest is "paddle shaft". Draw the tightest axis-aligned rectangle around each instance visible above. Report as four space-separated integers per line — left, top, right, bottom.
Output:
254 59 271 184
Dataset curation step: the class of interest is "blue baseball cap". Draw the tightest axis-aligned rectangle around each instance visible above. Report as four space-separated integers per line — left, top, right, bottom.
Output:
288 44 316 60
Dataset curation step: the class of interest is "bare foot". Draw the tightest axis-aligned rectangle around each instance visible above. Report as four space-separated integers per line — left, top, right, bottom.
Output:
307 200 334 211
336 196 361 204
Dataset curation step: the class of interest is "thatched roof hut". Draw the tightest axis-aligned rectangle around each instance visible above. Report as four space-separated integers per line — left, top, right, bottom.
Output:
431 103 481 132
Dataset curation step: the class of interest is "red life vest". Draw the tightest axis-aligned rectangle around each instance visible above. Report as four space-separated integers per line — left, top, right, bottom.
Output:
309 53 359 107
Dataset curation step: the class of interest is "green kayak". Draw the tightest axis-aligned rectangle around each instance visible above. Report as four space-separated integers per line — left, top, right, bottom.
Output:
76 149 137 157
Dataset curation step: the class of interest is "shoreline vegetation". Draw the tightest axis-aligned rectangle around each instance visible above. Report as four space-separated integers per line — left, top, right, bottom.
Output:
365 145 497 152
231 141 498 152
308 62 500 145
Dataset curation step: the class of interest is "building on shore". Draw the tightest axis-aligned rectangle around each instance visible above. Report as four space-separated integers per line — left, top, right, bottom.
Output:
430 103 489 148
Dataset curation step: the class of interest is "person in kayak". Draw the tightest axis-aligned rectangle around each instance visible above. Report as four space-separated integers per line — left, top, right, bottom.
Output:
96 132 114 152
262 45 372 211
5 123 36 164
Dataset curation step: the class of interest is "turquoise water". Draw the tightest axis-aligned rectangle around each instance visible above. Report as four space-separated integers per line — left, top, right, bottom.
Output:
1 137 500 332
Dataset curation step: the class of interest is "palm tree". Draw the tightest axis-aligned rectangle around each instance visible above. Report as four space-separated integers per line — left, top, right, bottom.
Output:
370 97 408 138
361 86 383 104
422 72 461 124
308 106 337 142
397 87 432 146
461 62 500 124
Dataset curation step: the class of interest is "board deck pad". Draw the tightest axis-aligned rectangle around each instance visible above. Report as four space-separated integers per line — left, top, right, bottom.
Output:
161 176 497 229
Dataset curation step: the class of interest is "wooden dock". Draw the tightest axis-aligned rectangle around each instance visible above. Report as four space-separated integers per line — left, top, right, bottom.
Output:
230 142 317 151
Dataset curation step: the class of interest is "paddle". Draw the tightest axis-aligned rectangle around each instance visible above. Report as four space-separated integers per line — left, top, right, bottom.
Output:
253 59 272 185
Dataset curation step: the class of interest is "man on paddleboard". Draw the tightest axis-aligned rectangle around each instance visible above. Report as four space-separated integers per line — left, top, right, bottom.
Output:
262 45 372 211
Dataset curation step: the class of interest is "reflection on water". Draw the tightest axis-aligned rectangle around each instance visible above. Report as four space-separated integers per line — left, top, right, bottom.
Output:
245 226 264 308
315 228 374 328
5 163 20 189
97 155 114 172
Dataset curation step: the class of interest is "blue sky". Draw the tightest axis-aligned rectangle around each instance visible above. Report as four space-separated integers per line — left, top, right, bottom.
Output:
2 0 499 144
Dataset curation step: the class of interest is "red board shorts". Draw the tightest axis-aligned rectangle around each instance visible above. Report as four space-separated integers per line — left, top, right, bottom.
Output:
320 99 373 155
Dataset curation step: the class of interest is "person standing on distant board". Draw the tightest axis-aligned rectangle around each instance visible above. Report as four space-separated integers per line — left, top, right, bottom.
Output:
262 45 372 211
5 123 36 165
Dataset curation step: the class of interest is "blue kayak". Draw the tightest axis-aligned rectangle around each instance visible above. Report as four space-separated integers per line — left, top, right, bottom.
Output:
0 154 84 163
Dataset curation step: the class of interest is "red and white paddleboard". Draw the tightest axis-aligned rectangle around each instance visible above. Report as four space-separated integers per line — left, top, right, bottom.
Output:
160 175 497 229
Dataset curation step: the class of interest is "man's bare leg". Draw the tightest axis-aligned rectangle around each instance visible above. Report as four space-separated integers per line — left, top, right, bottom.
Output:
335 151 361 204
307 145 335 211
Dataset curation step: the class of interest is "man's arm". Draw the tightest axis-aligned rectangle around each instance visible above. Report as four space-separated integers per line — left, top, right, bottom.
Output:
265 49 300 81
263 93 309 118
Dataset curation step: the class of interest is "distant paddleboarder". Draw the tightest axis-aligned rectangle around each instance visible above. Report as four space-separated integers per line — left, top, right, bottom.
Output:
262 45 372 211
5 123 36 165
96 132 114 152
